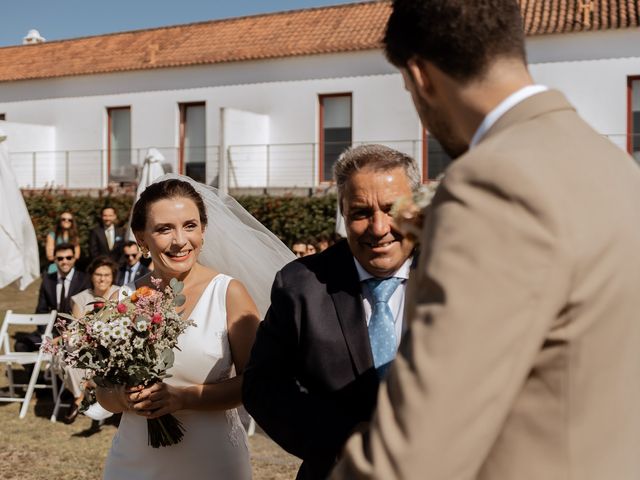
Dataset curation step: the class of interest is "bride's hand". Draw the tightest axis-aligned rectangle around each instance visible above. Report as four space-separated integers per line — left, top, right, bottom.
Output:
127 382 184 418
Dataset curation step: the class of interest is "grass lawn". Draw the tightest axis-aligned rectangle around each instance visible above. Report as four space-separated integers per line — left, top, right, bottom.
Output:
0 281 300 479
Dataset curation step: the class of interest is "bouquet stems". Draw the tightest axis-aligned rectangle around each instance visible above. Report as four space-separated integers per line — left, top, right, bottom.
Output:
147 414 185 448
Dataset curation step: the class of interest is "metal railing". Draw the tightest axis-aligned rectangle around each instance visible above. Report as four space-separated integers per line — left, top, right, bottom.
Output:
9 135 640 190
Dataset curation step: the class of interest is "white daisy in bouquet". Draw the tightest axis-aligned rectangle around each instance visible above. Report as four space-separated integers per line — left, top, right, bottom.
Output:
44 277 194 448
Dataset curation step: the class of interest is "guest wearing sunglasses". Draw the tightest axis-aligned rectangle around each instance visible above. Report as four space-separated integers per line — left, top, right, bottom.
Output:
45 211 81 274
115 241 150 286
14 243 89 354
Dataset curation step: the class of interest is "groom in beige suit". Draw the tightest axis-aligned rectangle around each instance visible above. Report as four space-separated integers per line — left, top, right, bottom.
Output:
332 1 640 479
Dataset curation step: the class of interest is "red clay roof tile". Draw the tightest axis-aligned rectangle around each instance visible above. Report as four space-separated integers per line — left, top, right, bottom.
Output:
0 1 637 83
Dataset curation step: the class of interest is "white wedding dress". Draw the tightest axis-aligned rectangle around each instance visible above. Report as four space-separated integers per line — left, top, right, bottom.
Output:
103 274 252 479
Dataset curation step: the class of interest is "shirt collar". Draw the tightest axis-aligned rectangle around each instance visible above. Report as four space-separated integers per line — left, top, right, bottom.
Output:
470 85 548 149
105 225 114 231
353 256 412 282
57 268 75 282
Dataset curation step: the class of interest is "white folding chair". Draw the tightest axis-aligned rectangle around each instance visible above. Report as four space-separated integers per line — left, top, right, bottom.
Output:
0 310 58 418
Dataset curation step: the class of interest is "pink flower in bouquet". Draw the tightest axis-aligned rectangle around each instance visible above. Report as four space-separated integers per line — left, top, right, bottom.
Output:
151 313 163 324
116 303 128 314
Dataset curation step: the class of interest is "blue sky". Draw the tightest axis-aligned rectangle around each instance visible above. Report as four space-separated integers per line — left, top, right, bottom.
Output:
1 0 361 47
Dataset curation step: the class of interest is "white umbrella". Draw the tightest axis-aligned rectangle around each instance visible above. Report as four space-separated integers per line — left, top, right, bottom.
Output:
126 148 166 240
0 128 40 289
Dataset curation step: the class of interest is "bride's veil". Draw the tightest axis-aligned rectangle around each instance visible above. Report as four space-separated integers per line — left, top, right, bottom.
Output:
151 174 295 317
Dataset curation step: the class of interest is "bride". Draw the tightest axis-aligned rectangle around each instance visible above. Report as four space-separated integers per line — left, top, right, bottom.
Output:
97 176 294 479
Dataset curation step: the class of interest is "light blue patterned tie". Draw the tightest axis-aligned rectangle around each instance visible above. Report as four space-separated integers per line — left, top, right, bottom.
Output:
365 276 402 379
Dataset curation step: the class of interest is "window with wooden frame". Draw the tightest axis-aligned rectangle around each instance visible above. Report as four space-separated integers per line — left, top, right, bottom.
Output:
107 106 132 177
628 76 640 163
422 129 452 181
179 102 206 184
0 114 6 121
319 93 352 183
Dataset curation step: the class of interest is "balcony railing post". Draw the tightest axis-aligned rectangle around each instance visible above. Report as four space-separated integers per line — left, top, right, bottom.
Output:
65 151 70 188
311 143 316 187
100 149 105 188
32 152 36 188
266 144 271 188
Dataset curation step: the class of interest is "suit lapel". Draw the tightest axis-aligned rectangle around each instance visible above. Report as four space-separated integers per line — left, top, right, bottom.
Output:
69 272 84 296
327 242 373 375
98 228 108 250
45 274 57 307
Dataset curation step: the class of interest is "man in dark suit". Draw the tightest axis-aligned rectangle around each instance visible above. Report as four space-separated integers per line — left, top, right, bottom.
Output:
242 145 420 479
89 206 125 262
15 243 89 352
115 241 150 286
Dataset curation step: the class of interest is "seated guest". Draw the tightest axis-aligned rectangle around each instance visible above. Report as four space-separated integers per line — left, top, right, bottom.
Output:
61 256 119 424
115 241 150 286
315 233 334 253
305 238 318 256
14 243 89 353
89 206 125 262
44 211 81 274
292 239 307 258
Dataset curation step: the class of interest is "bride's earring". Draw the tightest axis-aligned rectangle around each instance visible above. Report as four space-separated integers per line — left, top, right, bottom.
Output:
140 246 151 258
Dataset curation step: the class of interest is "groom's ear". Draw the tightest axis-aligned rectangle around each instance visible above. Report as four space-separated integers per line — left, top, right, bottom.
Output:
406 57 438 104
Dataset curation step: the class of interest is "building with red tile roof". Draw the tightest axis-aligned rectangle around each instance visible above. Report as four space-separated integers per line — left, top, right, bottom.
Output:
0 1 638 189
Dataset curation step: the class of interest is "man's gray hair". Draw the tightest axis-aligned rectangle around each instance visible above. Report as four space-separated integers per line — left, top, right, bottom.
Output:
334 144 421 202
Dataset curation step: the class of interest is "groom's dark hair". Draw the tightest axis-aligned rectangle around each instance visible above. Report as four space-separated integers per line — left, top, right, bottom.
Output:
384 0 527 82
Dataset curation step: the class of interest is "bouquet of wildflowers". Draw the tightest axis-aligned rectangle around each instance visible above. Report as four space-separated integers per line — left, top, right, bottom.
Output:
44 277 194 448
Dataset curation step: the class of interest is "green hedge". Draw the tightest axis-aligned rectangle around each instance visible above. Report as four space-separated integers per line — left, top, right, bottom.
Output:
22 190 338 270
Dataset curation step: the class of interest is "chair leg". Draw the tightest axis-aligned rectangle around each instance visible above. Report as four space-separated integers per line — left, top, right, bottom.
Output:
19 359 43 419
49 369 59 409
50 384 66 423
6 365 15 398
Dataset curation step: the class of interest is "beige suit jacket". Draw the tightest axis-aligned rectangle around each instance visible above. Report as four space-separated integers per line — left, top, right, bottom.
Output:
332 90 640 479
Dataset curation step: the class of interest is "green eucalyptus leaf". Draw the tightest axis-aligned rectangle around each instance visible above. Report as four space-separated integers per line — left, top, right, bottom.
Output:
160 348 174 366
174 294 186 307
169 278 178 289
172 281 184 294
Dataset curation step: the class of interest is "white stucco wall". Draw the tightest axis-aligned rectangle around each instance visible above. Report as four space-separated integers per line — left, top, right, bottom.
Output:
0 121 56 187
527 28 640 152
0 50 418 188
0 27 638 189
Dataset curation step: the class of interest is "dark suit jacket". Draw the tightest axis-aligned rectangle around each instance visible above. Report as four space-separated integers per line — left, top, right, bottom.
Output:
242 240 379 480
89 225 125 261
115 262 150 286
35 269 89 335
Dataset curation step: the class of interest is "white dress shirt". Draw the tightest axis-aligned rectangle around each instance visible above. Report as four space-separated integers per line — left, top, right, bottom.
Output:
354 256 412 348
470 84 549 149
105 225 115 250
56 268 75 307
124 262 140 285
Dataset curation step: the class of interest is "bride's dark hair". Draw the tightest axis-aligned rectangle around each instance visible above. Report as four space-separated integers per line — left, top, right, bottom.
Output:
131 179 208 233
